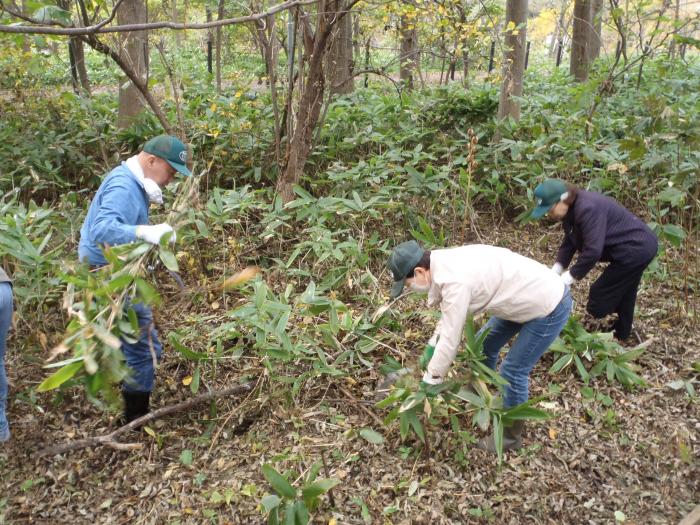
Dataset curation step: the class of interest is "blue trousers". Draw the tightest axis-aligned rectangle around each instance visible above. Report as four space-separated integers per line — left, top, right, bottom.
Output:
479 288 572 408
0 282 13 437
121 302 163 393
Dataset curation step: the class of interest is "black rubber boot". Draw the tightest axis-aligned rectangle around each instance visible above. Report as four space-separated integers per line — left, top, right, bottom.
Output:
122 390 151 424
477 420 525 453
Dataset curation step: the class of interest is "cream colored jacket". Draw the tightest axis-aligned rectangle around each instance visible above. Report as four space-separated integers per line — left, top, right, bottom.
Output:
424 245 566 380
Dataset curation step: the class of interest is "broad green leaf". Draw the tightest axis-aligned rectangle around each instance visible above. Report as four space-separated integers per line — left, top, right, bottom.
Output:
37 361 83 391
168 334 208 360
301 478 340 507
359 428 384 444
158 248 179 272
293 500 309 524
493 416 504 463
262 465 296 499
261 494 281 512
134 277 161 305
190 365 200 394
180 449 193 466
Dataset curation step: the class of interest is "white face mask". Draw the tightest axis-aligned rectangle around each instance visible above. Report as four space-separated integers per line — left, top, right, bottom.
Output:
143 177 163 205
409 274 430 293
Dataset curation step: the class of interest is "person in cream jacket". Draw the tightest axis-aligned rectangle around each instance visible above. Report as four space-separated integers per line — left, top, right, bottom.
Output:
387 241 572 452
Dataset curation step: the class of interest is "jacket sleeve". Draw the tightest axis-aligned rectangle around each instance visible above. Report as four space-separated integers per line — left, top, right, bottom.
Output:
90 179 140 246
426 282 472 379
555 232 576 269
569 206 607 280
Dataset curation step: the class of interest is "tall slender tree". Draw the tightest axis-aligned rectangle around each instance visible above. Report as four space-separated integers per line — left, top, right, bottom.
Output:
328 4 354 95
275 0 358 202
399 13 418 90
116 0 148 128
497 0 528 121
570 0 592 81
589 0 604 61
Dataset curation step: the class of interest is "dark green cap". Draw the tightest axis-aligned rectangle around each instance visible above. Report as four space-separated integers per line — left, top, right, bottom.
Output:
143 135 192 176
531 179 568 219
388 240 425 299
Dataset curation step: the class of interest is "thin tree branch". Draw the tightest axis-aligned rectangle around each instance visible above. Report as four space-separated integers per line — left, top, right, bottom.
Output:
0 0 318 34
37 383 253 457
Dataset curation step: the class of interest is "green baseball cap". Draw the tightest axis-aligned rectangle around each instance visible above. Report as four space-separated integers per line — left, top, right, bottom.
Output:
530 179 568 219
388 240 425 299
143 135 192 176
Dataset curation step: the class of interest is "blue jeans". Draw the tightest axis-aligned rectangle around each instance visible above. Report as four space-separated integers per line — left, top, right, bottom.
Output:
121 302 163 393
0 282 13 437
479 287 572 409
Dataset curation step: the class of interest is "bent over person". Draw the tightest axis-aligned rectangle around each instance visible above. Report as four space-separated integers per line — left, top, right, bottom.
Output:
530 179 658 342
388 241 572 452
78 135 191 423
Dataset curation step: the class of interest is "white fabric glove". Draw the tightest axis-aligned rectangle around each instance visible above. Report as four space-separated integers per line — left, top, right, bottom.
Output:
422 371 444 385
135 223 175 245
561 270 575 286
551 262 564 275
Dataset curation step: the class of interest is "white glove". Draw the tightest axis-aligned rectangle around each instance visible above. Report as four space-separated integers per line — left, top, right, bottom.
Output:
422 370 444 385
135 223 176 245
551 262 564 275
561 270 575 286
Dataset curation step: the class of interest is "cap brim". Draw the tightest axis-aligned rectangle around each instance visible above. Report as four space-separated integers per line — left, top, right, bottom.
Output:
167 160 192 177
530 204 552 219
390 279 405 299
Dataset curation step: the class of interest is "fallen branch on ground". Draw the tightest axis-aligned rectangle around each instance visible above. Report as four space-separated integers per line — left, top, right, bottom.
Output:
37 382 253 457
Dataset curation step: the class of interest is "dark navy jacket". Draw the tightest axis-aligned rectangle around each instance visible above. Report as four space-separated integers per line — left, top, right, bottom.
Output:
556 190 658 280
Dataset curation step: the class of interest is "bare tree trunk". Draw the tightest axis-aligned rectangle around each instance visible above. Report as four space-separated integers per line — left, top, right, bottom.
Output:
589 0 604 60
497 0 528 122
570 0 592 81
550 0 570 57
172 0 182 47
462 51 469 86
206 7 213 75
668 0 680 57
215 0 224 93
68 38 79 93
352 13 361 65
21 0 30 51
399 14 418 90
72 37 90 94
117 0 148 128
328 2 354 95
275 0 353 202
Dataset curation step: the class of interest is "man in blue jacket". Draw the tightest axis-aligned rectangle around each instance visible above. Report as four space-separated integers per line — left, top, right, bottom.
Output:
530 179 658 342
79 135 191 422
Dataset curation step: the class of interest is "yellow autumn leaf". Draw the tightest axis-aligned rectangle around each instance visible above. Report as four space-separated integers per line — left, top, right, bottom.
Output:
549 427 558 440
210 103 217 112
182 376 192 386
329 519 337 525
222 266 260 290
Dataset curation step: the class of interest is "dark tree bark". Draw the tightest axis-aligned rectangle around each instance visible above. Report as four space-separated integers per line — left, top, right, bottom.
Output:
215 0 225 93
570 0 592 81
172 0 182 47
116 0 148 128
589 0 604 61
399 14 418 90
72 36 90 93
497 0 528 121
328 2 354 95
275 0 355 202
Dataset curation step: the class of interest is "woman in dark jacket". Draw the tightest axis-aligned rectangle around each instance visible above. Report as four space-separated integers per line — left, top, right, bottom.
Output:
530 179 658 342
